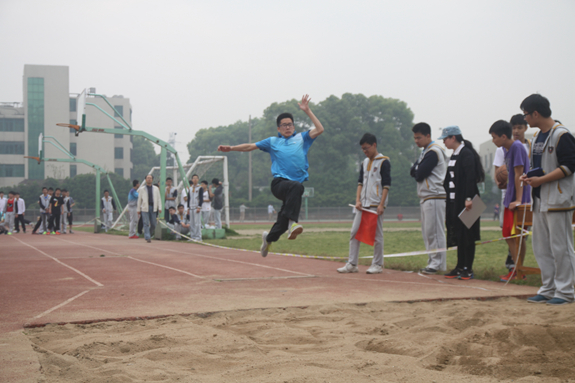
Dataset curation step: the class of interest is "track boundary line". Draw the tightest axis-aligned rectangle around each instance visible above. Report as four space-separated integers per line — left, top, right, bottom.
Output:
27 290 92 323
10 236 103 287
126 256 205 279
52 237 124 256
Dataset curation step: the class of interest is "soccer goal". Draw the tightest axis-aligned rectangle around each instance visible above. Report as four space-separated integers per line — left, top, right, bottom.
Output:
112 156 230 229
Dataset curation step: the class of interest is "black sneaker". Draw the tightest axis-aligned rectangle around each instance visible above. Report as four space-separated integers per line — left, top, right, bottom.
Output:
420 267 438 275
459 269 474 280
505 252 515 271
444 268 462 279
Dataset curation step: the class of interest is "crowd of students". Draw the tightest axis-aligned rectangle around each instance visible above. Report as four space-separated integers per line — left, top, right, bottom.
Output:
0 187 75 235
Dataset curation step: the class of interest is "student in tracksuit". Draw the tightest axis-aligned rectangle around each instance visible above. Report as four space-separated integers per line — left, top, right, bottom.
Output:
137 174 162 243
410 123 448 274
128 180 140 238
0 191 6 223
338 133 391 275
101 190 117 232
64 190 75 234
520 94 575 305
3 191 16 234
186 174 203 241
14 192 26 233
32 187 51 234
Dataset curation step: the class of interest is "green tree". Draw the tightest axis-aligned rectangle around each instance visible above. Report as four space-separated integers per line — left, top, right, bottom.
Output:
131 136 160 182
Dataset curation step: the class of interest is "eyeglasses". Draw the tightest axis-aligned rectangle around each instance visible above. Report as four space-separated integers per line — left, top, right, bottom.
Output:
279 123 294 128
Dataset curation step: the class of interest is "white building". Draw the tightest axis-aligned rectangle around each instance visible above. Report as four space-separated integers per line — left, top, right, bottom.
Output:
0 64 133 188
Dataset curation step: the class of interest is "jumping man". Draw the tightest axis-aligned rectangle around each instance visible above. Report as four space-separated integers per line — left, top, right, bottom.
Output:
218 95 324 257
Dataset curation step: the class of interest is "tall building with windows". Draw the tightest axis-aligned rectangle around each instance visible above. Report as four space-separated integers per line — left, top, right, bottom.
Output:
0 64 133 188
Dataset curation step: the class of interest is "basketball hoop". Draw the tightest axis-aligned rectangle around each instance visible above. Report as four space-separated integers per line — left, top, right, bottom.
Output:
56 123 81 131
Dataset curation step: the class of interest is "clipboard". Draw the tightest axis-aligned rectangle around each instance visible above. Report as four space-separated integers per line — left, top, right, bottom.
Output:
458 195 486 229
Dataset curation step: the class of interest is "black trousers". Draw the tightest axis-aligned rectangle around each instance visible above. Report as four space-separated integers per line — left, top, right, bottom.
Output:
52 214 61 232
14 214 26 232
266 178 304 243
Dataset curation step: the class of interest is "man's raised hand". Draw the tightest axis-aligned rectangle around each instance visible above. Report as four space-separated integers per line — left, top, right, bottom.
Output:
298 94 311 112
218 145 232 152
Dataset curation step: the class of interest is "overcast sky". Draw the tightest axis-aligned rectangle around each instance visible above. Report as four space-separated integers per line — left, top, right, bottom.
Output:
1 0 574 162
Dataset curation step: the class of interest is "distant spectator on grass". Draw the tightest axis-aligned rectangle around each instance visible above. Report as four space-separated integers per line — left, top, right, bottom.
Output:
48 188 64 235
2 191 16 235
14 192 26 234
137 174 161 243
164 177 178 221
268 204 276 221
239 203 246 222
211 178 224 229
128 180 140 239
101 190 117 232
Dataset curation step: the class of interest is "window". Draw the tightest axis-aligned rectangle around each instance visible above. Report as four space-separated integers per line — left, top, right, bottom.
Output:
0 118 25 132
69 97 77 112
114 105 123 118
115 167 124 177
27 77 45 180
0 164 25 177
0 141 25 155
70 164 77 177
70 142 77 156
115 147 124 159
114 125 123 139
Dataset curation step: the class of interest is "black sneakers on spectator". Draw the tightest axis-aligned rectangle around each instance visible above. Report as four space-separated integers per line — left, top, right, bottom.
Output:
444 268 462 279
459 268 474 280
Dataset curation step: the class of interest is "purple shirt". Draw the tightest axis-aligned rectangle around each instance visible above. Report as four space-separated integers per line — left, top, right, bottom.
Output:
503 140 531 208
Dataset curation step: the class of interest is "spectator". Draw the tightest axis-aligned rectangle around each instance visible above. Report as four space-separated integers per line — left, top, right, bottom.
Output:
200 180 213 227
64 189 75 234
211 178 224 229
3 191 16 235
101 190 117 232
164 177 178 221
174 204 191 239
493 203 500 220
128 180 140 239
32 187 51 234
239 203 246 222
14 192 26 234
0 191 6 223
137 174 162 243
48 188 64 235
441 126 485 280
186 174 203 241
268 204 276 221
410 122 448 275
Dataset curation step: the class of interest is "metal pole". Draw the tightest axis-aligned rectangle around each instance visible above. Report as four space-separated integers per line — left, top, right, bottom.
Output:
248 115 252 202
94 169 101 233
160 147 167 213
224 156 230 228
106 173 124 219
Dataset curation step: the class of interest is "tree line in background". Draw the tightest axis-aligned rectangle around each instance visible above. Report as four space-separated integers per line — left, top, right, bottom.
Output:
3 93 498 210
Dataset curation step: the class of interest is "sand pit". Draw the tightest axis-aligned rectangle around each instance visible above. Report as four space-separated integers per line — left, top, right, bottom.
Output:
26 298 575 383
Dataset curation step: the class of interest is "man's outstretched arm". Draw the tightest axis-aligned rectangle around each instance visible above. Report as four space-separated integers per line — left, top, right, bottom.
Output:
218 143 258 152
299 94 324 139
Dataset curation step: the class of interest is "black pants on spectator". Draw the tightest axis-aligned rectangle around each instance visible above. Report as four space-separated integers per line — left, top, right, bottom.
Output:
14 214 26 233
52 214 61 232
138 215 143 235
266 177 304 243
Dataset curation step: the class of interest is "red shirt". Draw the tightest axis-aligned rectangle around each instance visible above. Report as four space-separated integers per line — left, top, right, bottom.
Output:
6 198 14 212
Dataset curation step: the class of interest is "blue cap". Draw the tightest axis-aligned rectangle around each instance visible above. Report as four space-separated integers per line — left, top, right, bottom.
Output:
437 125 462 140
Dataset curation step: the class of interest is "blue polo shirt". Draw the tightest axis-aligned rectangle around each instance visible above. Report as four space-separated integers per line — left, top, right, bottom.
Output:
255 131 316 183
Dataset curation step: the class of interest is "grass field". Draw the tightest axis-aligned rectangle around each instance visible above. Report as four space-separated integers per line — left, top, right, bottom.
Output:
78 218 549 287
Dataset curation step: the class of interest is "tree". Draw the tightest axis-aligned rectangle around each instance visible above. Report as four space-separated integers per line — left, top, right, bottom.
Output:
131 136 160 182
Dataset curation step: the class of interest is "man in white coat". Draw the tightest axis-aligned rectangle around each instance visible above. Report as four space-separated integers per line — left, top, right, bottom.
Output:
137 174 162 243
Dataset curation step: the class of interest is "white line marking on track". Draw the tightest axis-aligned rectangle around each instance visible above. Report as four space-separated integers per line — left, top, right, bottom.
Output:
11 236 103 287
28 290 91 321
140 243 315 277
52 237 124 256
126 256 205 279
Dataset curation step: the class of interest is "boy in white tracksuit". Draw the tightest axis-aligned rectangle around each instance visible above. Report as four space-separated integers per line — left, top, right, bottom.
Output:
410 123 448 274
101 191 116 232
520 94 575 305
187 175 203 241
338 133 391 275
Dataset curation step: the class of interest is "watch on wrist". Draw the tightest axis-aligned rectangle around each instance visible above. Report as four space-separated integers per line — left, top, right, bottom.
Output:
466 197 472 202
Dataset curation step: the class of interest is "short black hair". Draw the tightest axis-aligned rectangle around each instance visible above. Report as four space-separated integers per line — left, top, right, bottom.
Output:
191 174 199 179
411 123 431 136
133 180 139 187
169 206 176 211
8 191 15 195
177 204 184 208
166 177 172 182
42 187 47 191
146 174 154 179
489 120 512 139
61 189 67 192
55 188 61 192
201 180 208 185
104 189 109 193
211 178 219 185
359 133 377 146
276 113 294 127
520 94 552 118
15 192 20 195
510 114 527 126
48 187 54 191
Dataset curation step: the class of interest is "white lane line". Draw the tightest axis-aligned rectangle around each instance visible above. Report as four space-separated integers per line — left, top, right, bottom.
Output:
139 243 314 277
126 256 205 279
52 237 124 256
324 275 490 291
11 236 103 287
28 290 91 321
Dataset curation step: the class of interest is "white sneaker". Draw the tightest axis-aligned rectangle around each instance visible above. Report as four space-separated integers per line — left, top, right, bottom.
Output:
366 264 383 274
287 223 303 240
337 263 358 273
260 231 271 257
